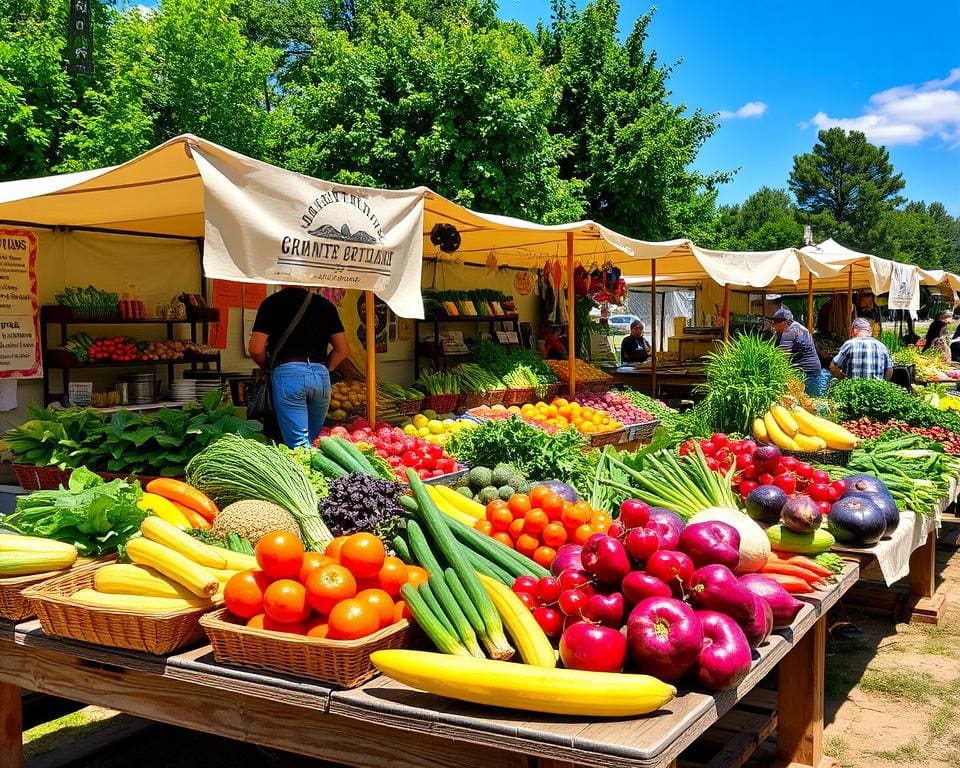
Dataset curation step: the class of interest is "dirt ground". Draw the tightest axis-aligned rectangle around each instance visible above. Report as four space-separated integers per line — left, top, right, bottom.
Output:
23 530 960 768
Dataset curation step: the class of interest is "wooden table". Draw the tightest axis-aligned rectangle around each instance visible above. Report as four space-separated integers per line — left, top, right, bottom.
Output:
0 564 857 768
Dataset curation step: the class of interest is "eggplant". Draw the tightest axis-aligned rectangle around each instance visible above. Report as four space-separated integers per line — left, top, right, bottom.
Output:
840 474 892 498
827 496 887 546
780 495 822 534
745 486 788 525
840 477 899 533
537 480 578 503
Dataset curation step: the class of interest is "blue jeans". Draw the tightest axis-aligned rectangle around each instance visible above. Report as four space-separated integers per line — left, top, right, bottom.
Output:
805 369 830 397
271 362 331 448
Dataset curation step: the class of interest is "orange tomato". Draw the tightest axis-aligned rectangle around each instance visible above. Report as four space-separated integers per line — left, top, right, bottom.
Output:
528 485 551 508
327 598 380 640
262 615 309 635
541 522 568 548
246 613 266 630
355 588 395 629
324 535 349 561
377 556 409 598
533 545 557 568
223 568 270 619
299 552 335 585
540 492 565 520
523 508 549 536
488 505 514 532
339 533 386 579
393 600 411 623
405 565 429 587
256 531 305 580
474 519 494 536
485 499 509 520
572 523 595 545
507 518 525 541
515 533 539 556
306 618 329 639
507 493 531 518
262 579 311 624
305 564 357 615
560 503 589 529
492 532 515 549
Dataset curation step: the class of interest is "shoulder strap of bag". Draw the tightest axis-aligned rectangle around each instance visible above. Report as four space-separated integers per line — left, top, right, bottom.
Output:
267 291 313 372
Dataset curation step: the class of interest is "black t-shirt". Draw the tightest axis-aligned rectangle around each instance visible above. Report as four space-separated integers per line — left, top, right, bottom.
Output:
621 335 649 363
924 320 945 351
252 288 345 364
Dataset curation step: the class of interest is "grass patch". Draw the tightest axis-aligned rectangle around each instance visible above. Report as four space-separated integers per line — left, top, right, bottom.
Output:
927 699 957 740
868 740 925 763
921 638 958 659
23 708 119 760
824 735 849 760
859 669 942 703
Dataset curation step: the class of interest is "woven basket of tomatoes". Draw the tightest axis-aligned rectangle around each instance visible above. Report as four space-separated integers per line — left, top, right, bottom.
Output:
204 531 424 688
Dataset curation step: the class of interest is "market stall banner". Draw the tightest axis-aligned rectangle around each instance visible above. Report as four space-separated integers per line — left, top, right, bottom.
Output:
190 141 426 319
0 229 40 378
887 262 921 311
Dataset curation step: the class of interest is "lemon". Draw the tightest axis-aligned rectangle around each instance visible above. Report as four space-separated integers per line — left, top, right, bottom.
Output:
413 414 428 429
418 426 431 437
428 419 444 434
402 424 418 436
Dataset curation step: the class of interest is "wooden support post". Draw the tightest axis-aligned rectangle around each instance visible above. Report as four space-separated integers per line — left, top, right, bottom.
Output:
908 530 946 624
776 615 825 768
846 267 853 326
364 290 377 425
807 273 814 332
650 259 658 398
566 233 576 398
0 681 23 768
723 284 731 342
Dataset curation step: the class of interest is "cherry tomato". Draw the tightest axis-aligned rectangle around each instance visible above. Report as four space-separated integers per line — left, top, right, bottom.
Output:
758 472 775 486
535 576 562 605
826 484 840 502
698 439 716 456
811 469 831 485
739 439 757 454
511 575 539 595
742 464 758 480
795 463 814 480
735 452 754 470
807 482 832 502
773 472 797 495
711 433 729 448
831 479 847 495
816 501 833 516
532 606 563 638
739 480 759 497
780 456 799 471
558 588 586 616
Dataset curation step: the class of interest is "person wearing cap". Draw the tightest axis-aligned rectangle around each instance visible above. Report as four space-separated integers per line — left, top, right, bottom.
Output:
621 320 652 363
829 318 894 381
770 308 827 395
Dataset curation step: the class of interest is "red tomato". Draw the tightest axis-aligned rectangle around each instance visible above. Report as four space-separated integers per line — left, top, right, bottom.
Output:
811 469 831 485
758 472 775 486
742 464 759 480
795 463 814 480
735 452 754 470
780 456 799 471
773 472 797 495
739 480 759 497
807 483 832 502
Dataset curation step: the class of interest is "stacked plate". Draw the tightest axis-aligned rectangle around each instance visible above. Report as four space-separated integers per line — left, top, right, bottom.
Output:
170 379 198 403
195 378 225 399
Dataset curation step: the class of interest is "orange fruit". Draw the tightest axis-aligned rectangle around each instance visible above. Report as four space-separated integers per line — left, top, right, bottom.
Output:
223 569 270 619
492 532 515 549
299 552 335 585
393 600 412 623
508 517 525 541
327 598 380 640
507 493 531 518
533 545 557 568
262 615 309 635
561 503 589 529
324 535 349 561
528 485 551 509
246 613 266 630
339 533 386 580
256 531 305 581
488 505 513 532
515 533 539 556
305 564 357 615
473 519 494 536
572 523 595 545
376 556 409 598
405 565 430 587
541 522 568 548
306 618 329 639
523 508 549 536
540 492 565 520
355 588 395 629
262 579 311 624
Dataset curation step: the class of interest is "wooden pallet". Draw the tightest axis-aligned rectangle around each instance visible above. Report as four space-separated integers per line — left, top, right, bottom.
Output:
678 688 778 768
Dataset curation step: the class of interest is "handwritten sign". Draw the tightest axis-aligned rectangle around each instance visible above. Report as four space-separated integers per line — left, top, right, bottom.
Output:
0 229 41 378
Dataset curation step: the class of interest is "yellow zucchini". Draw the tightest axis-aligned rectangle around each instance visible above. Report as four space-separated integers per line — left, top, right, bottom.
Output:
0 548 78 577
137 493 192 530
370 650 676 717
0 534 77 556
139 516 227 569
124 537 219 597
69 588 210 613
478 574 556 668
426 486 476 526
94 563 200 600
217 550 258 571
435 485 486 519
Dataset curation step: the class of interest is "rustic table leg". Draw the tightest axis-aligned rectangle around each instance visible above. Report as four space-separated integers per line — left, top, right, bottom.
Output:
0 681 23 768
776 614 825 768
908 530 946 624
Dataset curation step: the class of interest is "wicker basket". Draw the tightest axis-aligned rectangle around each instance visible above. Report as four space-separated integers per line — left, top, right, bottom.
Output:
23 560 215 655
13 464 71 491
787 448 851 467
501 387 536 406
588 427 628 447
200 608 415 688
397 397 424 416
0 557 97 621
575 381 610 396
458 390 505 410
543 383 561 402
422 393 460 415
625 419 660 443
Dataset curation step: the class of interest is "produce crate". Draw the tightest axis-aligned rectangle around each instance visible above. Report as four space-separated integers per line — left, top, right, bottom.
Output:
0 558 106 622
587 426 627 447
457 390 505 410
13 464 72 492
501 387 536 406
575 381 610 396
625 419 660 443
786 448 850 467
23 560 215 655
422 393 459 414
200 608 415 688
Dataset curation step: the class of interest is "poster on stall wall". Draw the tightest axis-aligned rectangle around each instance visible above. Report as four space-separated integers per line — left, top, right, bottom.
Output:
888 263 920 311
208 279 268 349
0 229 41 378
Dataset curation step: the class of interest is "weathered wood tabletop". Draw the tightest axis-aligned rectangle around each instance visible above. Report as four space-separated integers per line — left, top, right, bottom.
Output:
0 563 858 768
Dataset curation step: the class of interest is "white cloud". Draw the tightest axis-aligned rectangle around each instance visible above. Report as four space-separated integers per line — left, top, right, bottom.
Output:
806 68 960 147
717 101 768 120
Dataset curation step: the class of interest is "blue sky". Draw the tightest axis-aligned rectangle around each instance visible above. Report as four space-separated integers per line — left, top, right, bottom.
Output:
501 1 960 215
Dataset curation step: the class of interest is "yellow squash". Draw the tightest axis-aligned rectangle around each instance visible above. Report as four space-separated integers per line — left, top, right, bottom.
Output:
0 536 77 577
218 550 258 571
94 563 201 600
763 412 801 452
124 537 219 597
478 573 555 668
69 588 209 613
140 516 227 569
137 493 192 530
434 485 486 520
425 485 477 526
370 650 676 717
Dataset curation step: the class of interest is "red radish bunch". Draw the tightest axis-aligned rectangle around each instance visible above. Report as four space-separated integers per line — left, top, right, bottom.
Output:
316 418 461 479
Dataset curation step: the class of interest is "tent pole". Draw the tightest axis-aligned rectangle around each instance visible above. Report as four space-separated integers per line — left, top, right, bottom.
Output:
364 291 377 425
566 233 576 398
846 267 853 326
650 260 657 398
807 273 814 332
723 284 730 342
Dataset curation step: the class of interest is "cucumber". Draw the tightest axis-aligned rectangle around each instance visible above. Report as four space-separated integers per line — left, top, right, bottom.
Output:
416 581 457 638
392 535 413 564
465 549 513 585
400 583 469 656
766 524 836 554
443 514 549 579
321 436 378 476
310 450 349 478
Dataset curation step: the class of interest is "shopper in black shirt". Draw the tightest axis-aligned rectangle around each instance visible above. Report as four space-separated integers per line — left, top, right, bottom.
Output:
621 320 652 363
249 287 348 447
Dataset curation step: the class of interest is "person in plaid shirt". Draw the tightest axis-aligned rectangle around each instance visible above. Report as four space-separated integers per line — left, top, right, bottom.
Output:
829 318 893 381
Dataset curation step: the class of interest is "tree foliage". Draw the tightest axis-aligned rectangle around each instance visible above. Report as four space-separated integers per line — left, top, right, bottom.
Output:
711 187 803 251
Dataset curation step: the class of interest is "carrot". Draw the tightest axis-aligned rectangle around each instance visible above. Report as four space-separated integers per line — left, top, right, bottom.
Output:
760 560 823 584
146 479 217 522
765 573 814 594
171 500 211 530
783 554 834 579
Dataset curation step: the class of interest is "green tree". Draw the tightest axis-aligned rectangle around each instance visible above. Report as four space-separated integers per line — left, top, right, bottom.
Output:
789 127 905 250
712 187 803 251
538 0 729 240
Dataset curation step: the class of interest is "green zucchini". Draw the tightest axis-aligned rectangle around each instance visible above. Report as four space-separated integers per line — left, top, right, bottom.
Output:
323 436 378 476
317 437 365 474
406 470 514 660
416 581 458 638
444 514 549 579
310 450 349 478
766 524 836 554
400 584 469 656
